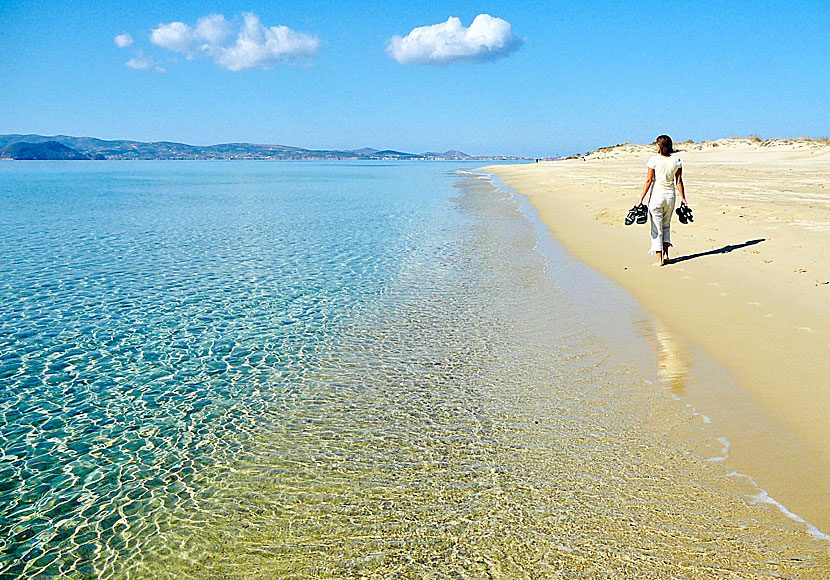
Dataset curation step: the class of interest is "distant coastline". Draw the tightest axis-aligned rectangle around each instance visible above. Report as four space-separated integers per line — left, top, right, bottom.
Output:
0 134 538 161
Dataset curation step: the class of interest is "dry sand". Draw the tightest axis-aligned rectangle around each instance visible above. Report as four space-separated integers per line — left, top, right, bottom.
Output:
483 137 830 533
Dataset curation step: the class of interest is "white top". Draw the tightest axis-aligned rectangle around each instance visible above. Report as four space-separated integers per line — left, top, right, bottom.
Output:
647 154 682 192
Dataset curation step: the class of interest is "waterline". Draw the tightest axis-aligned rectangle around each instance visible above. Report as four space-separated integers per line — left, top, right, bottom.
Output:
1 162 828 578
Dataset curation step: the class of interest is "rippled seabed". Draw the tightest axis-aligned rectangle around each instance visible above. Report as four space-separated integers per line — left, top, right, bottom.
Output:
1 162 828 579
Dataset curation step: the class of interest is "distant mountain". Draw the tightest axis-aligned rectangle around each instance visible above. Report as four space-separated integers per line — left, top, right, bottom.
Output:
371 150 419 159
348 147 379 156
1 140 90 160
421 150 473 159
0 134 525 161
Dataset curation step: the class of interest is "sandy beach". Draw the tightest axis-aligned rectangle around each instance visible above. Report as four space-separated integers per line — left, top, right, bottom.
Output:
483 138 830 533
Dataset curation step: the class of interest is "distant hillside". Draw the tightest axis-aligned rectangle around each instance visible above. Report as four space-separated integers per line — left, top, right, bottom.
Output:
0 134 526 161
1 140 90 160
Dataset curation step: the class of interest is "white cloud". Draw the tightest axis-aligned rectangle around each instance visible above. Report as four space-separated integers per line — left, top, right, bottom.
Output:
211 13 320 71
387 14 522 65
149 12 319 70
151 21 197 58
195 14 232 45
114 33 133 48
125 50 166 72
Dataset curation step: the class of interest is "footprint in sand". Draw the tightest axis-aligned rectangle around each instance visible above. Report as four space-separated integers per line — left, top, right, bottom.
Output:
797 327 815 334
763 260 773 264
795 268 808 273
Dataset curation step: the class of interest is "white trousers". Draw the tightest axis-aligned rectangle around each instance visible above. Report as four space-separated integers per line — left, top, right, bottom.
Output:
648 189 676 253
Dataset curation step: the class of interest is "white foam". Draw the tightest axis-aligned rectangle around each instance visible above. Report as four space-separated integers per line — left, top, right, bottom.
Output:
651 334 828 546
728 472 830 544
707 436 730 462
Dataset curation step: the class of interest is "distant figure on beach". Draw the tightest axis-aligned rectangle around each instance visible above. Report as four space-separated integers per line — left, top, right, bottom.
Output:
637 135 688 266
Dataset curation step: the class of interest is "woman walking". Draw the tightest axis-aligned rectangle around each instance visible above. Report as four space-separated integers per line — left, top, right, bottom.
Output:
638 135 688 266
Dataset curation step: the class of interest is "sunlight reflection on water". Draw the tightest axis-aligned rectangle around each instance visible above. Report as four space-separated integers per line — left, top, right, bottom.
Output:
1 162 828 579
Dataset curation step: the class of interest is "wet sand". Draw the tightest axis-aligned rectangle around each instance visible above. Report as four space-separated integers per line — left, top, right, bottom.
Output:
482 138 830 533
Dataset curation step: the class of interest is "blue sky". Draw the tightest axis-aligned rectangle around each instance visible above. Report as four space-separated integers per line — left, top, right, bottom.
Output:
1 0 828 156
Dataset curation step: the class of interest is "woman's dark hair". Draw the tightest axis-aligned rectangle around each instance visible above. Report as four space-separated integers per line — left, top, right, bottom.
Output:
656 135 674 156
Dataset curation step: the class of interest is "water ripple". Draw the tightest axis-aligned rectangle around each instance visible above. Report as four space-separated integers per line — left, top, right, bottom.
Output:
0 162 827 578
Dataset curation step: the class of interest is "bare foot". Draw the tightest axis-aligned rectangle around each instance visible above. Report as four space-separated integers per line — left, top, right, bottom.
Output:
653 251 664 266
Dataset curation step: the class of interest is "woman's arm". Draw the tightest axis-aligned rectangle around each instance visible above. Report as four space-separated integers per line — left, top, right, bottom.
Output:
639 168 655 205
676 167 687 204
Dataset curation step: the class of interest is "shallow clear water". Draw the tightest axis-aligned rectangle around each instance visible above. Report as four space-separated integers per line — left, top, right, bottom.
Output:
1 161 828 578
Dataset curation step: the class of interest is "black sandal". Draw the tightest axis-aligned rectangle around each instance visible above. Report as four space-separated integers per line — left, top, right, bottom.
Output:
676 204 693 224
635 203 648 224
625 205 639 225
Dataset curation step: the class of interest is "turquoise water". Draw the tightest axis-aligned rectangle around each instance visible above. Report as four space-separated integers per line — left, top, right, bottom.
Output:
1 161 828 578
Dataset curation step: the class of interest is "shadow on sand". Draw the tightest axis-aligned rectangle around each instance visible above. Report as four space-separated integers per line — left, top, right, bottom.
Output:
671 238 766 264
